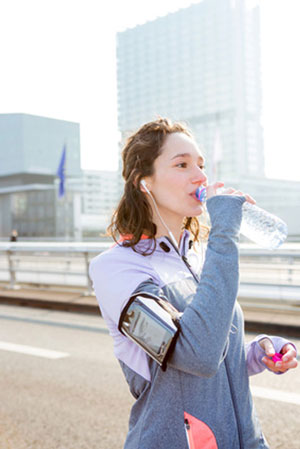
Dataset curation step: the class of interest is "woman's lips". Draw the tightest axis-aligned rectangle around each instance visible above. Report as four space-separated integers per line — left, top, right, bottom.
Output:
189 185 207 202
190 192 201 202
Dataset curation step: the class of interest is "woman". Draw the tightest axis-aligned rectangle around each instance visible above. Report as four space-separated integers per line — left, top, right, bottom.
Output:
89 118 297 449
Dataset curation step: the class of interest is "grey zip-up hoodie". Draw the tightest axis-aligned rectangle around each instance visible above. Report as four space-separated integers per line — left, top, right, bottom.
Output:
90 195 292 449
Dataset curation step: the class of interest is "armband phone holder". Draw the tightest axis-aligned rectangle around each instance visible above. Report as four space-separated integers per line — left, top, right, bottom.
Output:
119 293 182 370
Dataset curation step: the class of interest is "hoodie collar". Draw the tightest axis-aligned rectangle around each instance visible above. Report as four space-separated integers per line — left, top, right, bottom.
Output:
118 230 192 257
157 229 191 257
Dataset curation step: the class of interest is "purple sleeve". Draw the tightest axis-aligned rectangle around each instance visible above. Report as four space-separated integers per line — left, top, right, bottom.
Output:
246 334 298 377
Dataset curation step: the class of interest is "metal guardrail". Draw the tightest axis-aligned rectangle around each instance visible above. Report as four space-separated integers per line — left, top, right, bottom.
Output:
0 242 300 301
239 244 300 291
0 242 111 295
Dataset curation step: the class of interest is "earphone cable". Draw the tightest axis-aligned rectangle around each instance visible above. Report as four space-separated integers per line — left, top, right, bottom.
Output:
146 190 180 252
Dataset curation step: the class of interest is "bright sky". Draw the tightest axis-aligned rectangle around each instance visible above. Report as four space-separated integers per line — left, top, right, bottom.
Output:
1 0 299 181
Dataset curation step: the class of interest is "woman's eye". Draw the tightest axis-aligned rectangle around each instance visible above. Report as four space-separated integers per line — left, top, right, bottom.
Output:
175 162 205 169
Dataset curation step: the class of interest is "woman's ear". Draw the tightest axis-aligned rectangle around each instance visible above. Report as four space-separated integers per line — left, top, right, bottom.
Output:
139 178 151 194
140 179 150 193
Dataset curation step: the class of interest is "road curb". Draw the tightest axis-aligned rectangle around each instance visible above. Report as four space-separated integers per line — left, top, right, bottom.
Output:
0 295 100 315
0 294 299 338
245 321 300 338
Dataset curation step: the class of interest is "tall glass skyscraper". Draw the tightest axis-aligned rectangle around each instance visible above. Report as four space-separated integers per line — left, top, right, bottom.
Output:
117 0 263 182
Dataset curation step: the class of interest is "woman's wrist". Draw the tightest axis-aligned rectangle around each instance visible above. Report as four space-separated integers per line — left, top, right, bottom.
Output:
206 195 245 231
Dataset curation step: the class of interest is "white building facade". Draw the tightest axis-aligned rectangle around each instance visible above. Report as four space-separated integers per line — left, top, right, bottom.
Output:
81 170 119 236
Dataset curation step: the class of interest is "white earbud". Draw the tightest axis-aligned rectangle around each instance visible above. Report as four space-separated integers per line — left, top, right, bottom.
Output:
141 179 150 194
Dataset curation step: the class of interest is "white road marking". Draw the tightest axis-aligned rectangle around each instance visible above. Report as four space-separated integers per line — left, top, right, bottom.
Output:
0 341 69 359
251 386 300 406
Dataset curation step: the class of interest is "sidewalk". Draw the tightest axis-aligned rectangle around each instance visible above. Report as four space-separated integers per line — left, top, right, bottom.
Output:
0 286 299 337
0 287 99 315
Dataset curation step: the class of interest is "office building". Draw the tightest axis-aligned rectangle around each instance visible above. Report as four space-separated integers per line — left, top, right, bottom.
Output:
0 113 82 238
116 0 300 238
117 0 263 180
0 113 81 181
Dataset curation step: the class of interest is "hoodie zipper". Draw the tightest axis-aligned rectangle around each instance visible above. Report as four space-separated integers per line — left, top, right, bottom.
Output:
184 418 194 449
181 255 200 283
165 237 200 283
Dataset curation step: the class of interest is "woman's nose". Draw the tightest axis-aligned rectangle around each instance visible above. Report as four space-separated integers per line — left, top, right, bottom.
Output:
192 166 207 184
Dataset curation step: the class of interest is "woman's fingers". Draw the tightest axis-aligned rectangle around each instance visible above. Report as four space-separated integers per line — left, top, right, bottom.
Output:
205 182 224 198
261 342 298 373
224 189 256 204
259 338 275 356
206 183 256 204
280 344 298 367
260 338 278 373
206 182 256 205
243 193 256 205
213 181 225 190
263 356 298 373
261 356 278 372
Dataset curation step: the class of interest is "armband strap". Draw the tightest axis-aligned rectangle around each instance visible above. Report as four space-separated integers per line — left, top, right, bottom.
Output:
118 292 182 371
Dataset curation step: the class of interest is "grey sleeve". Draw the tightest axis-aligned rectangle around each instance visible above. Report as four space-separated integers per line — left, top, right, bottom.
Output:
168 195 245 377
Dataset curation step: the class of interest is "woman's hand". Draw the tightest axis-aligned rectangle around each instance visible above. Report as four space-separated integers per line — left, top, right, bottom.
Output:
259 338 298 373
206 182 256 204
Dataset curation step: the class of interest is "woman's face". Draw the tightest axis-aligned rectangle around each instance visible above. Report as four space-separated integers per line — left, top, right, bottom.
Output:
145 132 208 224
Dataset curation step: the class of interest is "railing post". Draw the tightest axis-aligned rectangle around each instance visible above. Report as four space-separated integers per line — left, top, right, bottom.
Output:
6 250 16 289
84 252 93 295
287 256 294 284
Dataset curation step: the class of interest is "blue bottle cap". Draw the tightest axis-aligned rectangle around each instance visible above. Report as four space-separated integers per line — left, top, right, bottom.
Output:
195 186 207 203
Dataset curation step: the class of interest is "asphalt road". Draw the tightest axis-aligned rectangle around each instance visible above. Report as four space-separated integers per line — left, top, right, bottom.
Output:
0 305 299 449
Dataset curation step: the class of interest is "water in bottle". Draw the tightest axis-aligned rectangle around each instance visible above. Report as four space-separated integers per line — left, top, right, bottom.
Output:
239 202 288 249
195 187 288 250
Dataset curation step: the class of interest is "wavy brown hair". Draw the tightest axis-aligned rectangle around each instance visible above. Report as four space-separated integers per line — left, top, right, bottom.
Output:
107 117 208 255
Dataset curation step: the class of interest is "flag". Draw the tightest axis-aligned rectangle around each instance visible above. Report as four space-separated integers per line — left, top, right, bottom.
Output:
211 128 223 182
57 145 66 198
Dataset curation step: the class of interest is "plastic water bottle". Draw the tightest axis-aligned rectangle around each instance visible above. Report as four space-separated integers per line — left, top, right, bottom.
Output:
195 186 288 250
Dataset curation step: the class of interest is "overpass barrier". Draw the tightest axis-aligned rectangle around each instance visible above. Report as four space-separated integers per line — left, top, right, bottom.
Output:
0 242 300 305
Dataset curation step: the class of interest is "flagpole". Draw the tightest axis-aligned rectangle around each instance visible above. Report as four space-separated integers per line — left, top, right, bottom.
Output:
56 144 67 240
64 143 68 241
64 182 67 241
